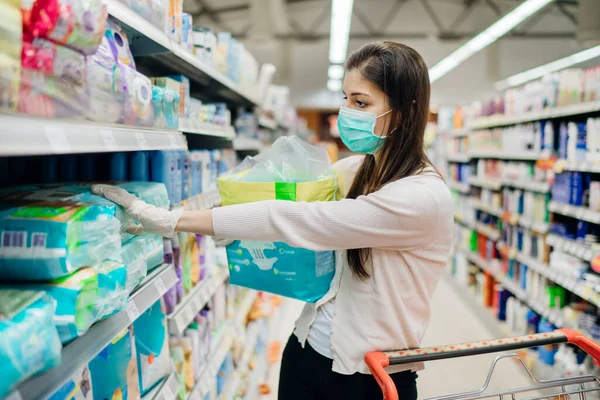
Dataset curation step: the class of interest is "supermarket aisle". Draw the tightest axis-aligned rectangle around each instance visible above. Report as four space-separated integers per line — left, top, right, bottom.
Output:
266 275 536 399
418 275 534 398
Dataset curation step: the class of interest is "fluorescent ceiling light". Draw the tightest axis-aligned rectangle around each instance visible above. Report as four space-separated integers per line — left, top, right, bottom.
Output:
327 78 343 92
329 0 354 64
328 65 345 80
495 45 600 90
429 0 553 83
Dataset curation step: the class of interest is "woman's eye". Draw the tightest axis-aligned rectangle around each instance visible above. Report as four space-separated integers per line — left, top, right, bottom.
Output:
342 96 347 100
356 101 366 108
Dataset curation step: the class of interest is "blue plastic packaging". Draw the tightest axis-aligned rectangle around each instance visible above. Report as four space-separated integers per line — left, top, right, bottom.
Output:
0 290 62 398
41 157 59 183
181 151 190 201
226 241 335 303
110 152 128 181
130 152 149 182
151 151 178 205
80 154 98 181
60 155 78 181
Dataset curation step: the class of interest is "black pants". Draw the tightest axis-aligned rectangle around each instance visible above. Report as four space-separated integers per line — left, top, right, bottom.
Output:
278 336 418 400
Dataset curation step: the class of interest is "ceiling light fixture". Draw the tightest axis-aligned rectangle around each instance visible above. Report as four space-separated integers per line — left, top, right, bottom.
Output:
495 45 600 90
429 0 553 83
327 78 343 92
328 64 345 80
329 0 355 64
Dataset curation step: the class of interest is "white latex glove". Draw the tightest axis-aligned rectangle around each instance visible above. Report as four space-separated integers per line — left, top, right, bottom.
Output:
213 237 234 247
92 184 184 238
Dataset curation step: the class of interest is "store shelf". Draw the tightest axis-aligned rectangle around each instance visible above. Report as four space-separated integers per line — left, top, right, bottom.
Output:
142 372 180 400
517 216 550 234
446 153 470 163
546 234 595 261
472 200 503 217
469 176 503 190
469 100 600 130
179 120 236 139
469 151 541 161
14 264 178 400
233 137 264 151
448 180 470 194
258 116 278 130
504 179 551 193
167 267 229 335
0 113 187 156
473 221 501 241
548 201 600 224
454 213 474 229
559 159 600 173
450 128 471 137
106 0 260 107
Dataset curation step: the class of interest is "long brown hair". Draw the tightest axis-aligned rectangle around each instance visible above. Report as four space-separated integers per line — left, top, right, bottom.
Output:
345 41 435 280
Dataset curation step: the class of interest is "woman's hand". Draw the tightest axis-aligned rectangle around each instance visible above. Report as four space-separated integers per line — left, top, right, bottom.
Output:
92 184 184 237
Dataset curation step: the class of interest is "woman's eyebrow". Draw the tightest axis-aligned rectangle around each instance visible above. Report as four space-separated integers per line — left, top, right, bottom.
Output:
351 92 370 97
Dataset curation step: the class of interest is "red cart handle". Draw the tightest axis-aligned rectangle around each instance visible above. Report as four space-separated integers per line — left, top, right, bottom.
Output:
364 329 600 400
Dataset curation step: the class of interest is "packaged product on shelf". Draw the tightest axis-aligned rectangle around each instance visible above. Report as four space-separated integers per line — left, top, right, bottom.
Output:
216 352 234 396
10 267 99 344
0 0 21 111
22 0 107 55
168 0 183 43
218 137 336 302
47 364 93 400
181 13 193 52
192 27 216 66
21 34 86 85
167 74 190 118
106 18 136 69
93 260 129 321
169 338 186 398
133 299 170 395
177 232 193 294
0 290 62 398
120 237 149 293
171 235 184 302
151 151 183 205
19 68 89 118
181 150 191 201
0 198 121 281
139 234 165 271
88 326 141 400
151 86 180 129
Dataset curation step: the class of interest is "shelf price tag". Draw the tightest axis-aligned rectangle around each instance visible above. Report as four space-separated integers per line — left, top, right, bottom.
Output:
134 132 150 150
45 125 72 153
168 134 179 149
100 129 118 151
127 301 140 322
155 278 167 296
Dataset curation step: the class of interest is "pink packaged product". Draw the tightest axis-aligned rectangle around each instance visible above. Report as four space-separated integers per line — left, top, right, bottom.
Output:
22 0 107 55
21 34 86 85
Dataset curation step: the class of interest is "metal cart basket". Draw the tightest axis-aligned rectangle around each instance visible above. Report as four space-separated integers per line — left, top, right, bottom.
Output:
365 329 600 400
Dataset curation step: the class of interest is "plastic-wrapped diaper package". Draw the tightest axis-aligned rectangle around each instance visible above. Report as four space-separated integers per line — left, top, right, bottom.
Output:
0 0 22 111
120 238 148 293
0 290 62 398
152 86 180 129
107 18 136 69
19 68 90 118
218 136 337 302
133 299 170 395
0 198 121 281
121 68 154 127
88 326 141 400
143 235 165 270
22 34 86 85
23 0 107 55
93 260 128 321
48 364 93 400
12 268 99 344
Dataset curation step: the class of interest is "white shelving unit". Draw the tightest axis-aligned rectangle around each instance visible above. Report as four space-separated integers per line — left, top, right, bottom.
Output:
546 234 595 262
179 120 236 139
469 176 503 191
473 221 501 241
448 180 470 194
469 100 600 130
469 151 541 161
471 199 503 217
233 137 264 152
446 153 470 163
14 264 178 400
548 201 600 224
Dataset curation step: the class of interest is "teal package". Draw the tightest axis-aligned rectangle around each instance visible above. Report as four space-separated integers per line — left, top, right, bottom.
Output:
92 260 128 321
0 290 62 398
133 300 170 395
88 326 140 400
143 235 165 271
120 238 148 293
0 201 121 281
226 241 335 303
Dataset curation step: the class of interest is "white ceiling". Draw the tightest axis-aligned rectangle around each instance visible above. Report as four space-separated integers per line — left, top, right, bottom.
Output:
185 0 584 108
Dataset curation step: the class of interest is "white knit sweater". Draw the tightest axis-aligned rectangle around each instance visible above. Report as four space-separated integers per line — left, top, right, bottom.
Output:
212 156 454 374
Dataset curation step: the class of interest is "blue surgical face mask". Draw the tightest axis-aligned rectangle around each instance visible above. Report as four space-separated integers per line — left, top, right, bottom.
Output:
337 106 392 154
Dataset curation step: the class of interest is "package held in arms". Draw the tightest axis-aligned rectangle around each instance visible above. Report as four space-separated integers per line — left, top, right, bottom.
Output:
218 136 337 302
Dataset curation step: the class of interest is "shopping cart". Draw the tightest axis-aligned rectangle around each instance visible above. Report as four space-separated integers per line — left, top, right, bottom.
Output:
365 329 600 400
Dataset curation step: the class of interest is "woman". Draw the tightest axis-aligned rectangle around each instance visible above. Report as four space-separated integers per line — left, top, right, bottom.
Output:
93 41 453 400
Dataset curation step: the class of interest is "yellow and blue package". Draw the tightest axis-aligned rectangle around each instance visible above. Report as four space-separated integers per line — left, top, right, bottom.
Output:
218 136 336 303
0 290 62 398
0 198 120 281
92 260 128 321
11 268 99 344
48 364 93 400
88 326 141 400
133 300 170 395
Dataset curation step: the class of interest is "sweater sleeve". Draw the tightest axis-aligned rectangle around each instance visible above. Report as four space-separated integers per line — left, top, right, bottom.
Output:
212 179 442 251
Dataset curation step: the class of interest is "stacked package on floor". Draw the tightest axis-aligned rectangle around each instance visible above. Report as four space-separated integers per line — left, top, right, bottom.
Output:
19 0 106 118
0 290 62 397
0 0 21 110
218 136 337 302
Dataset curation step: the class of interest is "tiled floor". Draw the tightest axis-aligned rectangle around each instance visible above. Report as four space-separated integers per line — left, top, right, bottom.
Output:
264 275 537 399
